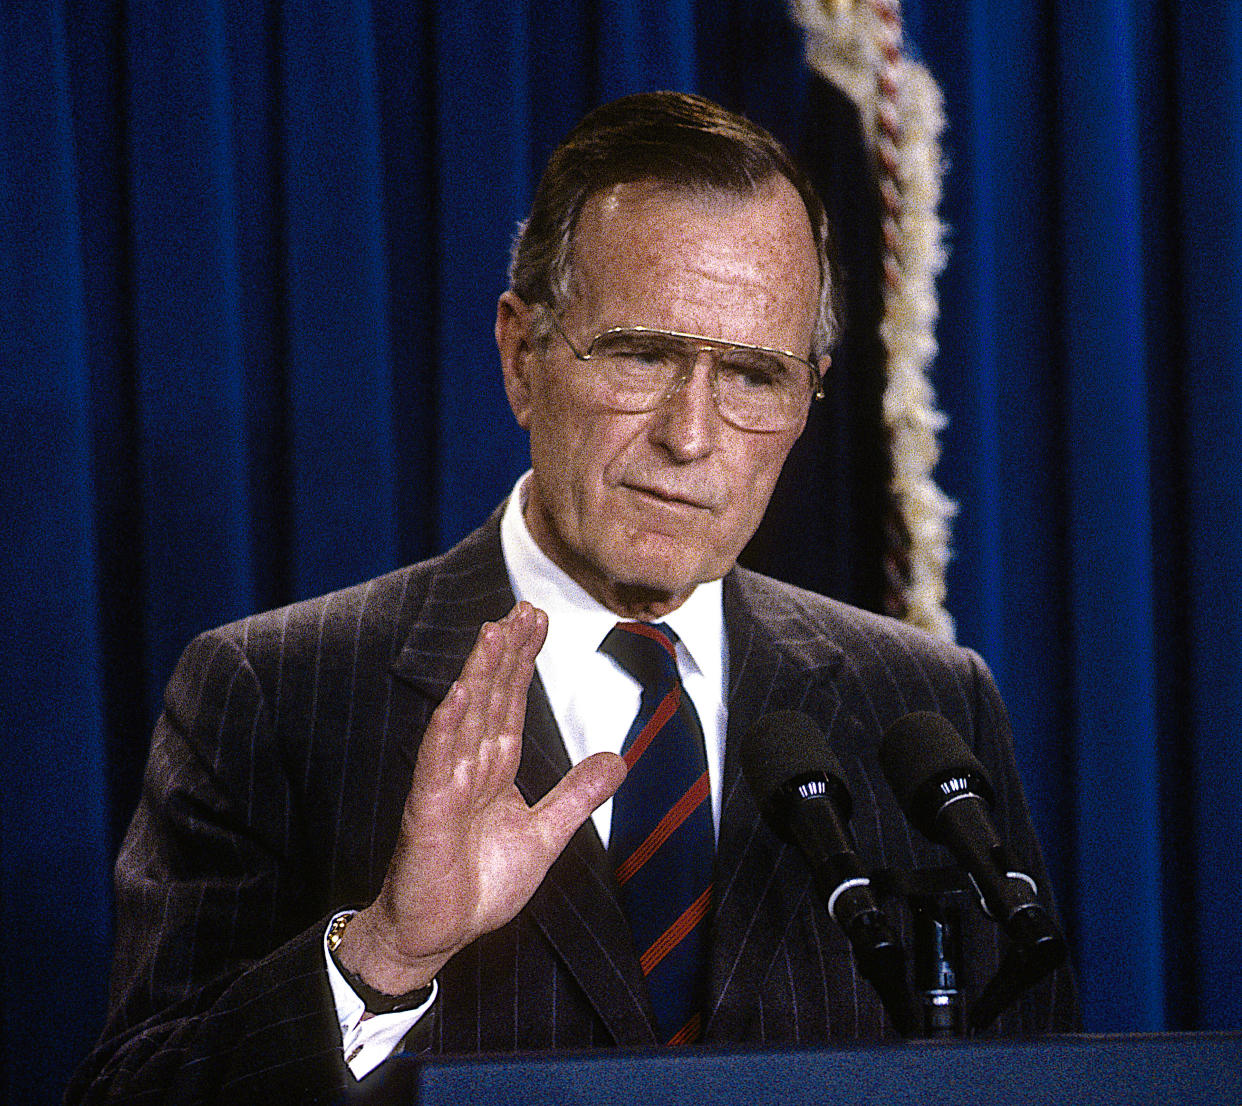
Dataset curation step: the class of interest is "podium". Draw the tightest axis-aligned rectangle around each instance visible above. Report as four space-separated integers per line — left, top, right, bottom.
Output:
379 1033 1241 1105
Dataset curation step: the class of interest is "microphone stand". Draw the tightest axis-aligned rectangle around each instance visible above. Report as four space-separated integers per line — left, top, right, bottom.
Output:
908 884 965 1038
876 867 969 1039
878 866 1068 1036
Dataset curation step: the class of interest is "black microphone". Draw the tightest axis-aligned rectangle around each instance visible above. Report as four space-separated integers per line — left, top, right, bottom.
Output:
879 711 1066 1030
878 711 1041 926
742 710 914 1035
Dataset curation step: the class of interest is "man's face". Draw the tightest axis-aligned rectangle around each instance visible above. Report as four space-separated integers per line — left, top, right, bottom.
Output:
497 177 823 617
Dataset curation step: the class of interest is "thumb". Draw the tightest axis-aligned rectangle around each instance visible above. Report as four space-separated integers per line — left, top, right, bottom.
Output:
531 751 627 854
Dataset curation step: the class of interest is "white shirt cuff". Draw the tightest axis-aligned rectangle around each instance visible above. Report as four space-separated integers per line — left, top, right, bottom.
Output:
323 911 438 1080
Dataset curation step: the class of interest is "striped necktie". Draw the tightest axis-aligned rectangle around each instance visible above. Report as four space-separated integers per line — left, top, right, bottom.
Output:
600 621 714 1045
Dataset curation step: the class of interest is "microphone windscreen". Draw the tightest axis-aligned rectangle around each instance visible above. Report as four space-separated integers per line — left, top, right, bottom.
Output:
740 710 846 813
879 712 995 832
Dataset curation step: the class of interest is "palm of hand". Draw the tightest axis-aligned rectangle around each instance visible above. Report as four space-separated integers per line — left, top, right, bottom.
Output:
341 602 626 990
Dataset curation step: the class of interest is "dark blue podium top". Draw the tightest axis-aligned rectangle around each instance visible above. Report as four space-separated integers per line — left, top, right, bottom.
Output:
394 1033 1241 1106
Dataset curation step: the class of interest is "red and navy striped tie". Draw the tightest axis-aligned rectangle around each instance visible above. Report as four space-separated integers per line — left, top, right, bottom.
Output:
601 621 714 1046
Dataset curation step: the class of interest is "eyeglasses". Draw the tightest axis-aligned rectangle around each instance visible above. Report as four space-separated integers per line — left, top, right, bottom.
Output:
546 316 825 432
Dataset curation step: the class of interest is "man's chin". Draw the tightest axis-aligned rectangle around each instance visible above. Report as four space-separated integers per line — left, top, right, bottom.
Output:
601 547 730 603
570 541 730 617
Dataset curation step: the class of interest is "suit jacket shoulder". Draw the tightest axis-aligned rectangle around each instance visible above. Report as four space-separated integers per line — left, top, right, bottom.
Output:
724 564 1002 751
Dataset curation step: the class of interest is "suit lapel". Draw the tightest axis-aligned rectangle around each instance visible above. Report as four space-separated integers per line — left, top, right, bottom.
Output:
389 509 658 1047
704 569 847 1043
519 677 660 1046
389 508 518 704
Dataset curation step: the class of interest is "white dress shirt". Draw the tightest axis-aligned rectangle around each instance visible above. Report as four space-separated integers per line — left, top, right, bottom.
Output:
329 472 730 1076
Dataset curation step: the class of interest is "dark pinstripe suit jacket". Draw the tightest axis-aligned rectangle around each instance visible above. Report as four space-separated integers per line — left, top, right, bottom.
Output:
69 509 1078 1104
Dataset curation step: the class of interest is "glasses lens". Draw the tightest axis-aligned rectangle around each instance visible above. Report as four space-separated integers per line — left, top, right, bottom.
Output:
714 349 808 431
588 330 690 408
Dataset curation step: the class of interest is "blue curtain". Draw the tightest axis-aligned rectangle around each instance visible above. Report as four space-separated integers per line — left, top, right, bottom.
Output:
906 0 1242 1035
3 2 1239 1102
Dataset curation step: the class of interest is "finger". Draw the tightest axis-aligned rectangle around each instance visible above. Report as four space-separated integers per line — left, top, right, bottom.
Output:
514 602 548 676
415 609 513 794
484 609 522 722
445 612 516 767
530 751 628 858
472 604 543 790
423 604 545 804
495 604 546 742
455 610 514 693
409 678 470 798
515 600 549 659
460 606 530 800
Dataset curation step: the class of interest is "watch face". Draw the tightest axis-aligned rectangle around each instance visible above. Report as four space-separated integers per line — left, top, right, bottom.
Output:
326 911 355 950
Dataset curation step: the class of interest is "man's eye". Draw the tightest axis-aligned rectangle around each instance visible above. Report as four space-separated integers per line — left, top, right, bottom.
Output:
719 352 786 389
594 334 680 365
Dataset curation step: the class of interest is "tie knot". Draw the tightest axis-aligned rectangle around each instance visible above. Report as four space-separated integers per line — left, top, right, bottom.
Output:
599 621 680 692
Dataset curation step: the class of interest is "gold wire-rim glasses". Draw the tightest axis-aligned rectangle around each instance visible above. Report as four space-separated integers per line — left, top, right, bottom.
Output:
545 315 826 432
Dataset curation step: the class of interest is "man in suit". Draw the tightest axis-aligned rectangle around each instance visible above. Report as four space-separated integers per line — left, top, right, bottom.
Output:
69 92 1077 1105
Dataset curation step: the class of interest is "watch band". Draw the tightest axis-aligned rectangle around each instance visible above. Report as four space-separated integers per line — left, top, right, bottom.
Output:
327 911 436 1015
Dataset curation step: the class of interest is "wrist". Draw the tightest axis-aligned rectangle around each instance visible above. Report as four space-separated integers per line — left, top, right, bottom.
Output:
330 907 446 998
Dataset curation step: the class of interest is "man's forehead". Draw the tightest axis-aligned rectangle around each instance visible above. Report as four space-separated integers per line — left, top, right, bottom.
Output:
573 179 816 281
567 177 821 340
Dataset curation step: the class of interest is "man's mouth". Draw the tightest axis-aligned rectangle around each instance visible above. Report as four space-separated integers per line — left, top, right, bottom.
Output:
624 482 719 512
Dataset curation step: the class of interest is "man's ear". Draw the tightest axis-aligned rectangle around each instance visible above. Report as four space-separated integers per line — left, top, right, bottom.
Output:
787 355 828 441
814 354 830 402
496 291 537 430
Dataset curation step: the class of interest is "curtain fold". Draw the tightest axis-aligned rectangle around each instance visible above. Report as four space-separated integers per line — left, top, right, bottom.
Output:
126 0 257 695
432 4 535 541
1171 1 1242 1032
2 6 114 1099
281 0 399 595
4 2 1241 1101
1054 1 1164 1031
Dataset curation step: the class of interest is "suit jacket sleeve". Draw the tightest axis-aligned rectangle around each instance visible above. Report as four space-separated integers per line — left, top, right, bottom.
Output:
65 628 366 1105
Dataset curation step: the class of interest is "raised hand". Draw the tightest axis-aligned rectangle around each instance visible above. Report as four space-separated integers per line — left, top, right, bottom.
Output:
334 601 627 995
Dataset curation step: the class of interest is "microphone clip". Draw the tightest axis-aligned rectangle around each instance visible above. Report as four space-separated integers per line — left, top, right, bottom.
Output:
875 865 1068 1036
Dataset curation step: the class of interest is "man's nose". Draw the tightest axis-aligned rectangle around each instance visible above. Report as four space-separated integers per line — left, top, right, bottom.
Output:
648 358 721 461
